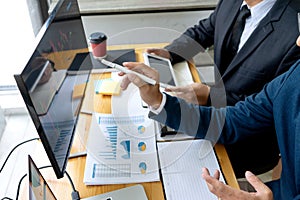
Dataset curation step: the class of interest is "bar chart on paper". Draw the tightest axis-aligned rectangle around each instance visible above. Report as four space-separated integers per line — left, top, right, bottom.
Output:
99 126 118 160
84 112 159 185
92 163 131 178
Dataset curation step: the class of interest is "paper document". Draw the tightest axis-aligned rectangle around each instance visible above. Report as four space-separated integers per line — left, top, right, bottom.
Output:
173 61 194 86
157 139 225 200
84 112 159 185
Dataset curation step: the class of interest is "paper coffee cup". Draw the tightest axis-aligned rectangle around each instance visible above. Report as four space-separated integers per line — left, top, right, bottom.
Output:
89 32 107 59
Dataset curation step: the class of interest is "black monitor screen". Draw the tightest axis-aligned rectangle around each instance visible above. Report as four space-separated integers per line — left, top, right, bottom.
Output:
15 0 92 178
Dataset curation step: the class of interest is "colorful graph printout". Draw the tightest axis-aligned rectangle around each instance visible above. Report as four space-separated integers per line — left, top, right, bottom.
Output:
84 113 159 185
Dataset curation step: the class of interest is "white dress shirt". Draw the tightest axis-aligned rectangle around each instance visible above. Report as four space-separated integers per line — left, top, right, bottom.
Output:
151 0 277 114
238 0 276 52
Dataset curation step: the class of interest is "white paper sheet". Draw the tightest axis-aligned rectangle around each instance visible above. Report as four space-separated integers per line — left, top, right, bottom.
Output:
157 139 225 200
84 112 159 185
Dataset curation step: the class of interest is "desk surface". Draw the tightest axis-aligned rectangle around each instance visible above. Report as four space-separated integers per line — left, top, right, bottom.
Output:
25 43 238 200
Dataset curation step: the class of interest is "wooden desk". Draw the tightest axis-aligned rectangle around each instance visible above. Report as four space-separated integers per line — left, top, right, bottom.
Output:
24 43 238 200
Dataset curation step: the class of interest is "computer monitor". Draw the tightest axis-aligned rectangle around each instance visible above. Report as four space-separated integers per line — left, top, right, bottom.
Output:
28 155 57 200
15 0 92 178
28 155 148 200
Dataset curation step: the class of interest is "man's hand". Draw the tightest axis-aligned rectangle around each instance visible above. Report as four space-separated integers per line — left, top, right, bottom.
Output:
297 35 300 46
146 48 171 59
202 168 273 200
120 62 163 109
165 83 210 105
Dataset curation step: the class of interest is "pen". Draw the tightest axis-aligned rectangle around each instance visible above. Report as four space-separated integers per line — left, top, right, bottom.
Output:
101 59 157 86
101 59 174 88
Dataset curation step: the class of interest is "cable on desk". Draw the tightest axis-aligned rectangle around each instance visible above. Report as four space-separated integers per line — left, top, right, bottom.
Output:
6 165 80 200
15 165 51 200
1 197 13 200
0 138 40 173
65 170 80 200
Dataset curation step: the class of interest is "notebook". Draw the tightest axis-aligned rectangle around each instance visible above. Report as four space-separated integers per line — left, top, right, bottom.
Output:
157 139 225 200
28 155 148 200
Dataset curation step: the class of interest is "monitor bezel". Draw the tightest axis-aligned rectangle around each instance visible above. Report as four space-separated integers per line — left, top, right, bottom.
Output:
14 0 85 179
28 155 58 200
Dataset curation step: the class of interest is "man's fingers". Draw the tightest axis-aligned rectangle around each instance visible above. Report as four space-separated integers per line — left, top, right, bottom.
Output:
297 35 300 46
203 169 273 200
214 169 220 180
123 62 143 70
202 168 221 187
245 171 270 193
246 171 273 199
166 86 187 93
202 167 211 176
145 48 170 59
121 62 160 89
203 168 248 200
146 48 159 54
120 75 131 90
120 62 146 89
202 168 225 194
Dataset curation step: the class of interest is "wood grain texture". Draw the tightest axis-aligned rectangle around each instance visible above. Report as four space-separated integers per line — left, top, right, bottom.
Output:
23 43 238 200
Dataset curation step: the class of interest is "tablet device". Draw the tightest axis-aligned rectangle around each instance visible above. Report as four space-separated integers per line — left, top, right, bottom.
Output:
143 53 178 87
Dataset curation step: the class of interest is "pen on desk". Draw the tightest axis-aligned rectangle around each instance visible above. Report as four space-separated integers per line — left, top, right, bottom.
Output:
101 59 156 86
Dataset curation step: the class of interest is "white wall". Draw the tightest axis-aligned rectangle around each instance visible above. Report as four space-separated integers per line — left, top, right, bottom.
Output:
82 10 213 45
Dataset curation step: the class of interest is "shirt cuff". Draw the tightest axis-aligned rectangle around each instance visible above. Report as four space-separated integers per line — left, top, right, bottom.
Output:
149 93 166 115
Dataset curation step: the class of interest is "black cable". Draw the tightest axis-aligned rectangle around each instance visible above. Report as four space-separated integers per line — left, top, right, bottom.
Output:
0 138 40 173
64 170 76 191
1 137 81 200
15 165 51 200
15 173 27 200
13 167 81 200
65 170 80 200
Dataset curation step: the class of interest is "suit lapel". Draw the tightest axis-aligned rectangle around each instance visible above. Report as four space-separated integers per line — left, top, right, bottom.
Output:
222 0 291 79
215 0 242 70
218 0 242 48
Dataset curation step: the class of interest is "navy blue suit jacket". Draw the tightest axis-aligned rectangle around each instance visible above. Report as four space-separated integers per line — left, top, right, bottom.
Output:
164 0 300 177
150 60 300 200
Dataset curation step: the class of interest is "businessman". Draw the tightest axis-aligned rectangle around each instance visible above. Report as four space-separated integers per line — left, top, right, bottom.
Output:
118 35 300 200
147 0 300 178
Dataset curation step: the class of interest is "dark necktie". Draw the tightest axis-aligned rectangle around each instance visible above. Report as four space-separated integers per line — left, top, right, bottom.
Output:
229 5 251 57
